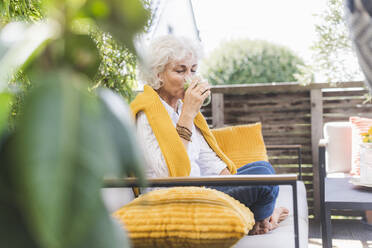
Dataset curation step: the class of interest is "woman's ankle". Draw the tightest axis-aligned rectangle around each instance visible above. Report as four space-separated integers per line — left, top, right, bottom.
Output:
366 210 372 224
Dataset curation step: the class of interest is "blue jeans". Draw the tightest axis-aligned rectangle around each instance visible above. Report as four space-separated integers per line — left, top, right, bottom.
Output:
210 161 279 221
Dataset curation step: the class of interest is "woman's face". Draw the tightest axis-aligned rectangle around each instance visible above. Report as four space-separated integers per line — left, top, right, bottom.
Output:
158 55 198 100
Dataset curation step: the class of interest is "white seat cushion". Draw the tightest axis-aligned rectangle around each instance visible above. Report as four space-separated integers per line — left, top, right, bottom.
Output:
102 188 135 213
234 181 308 248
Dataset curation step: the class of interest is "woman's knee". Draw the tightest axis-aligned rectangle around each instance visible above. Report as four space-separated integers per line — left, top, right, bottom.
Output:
248 161 275 174
237 161 275 175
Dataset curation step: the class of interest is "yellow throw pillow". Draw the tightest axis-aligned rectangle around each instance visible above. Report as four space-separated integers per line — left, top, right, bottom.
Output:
211 123 268 168
113 187 255 248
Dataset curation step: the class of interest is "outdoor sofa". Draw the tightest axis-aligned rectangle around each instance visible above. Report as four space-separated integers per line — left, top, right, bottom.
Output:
102 124 309 248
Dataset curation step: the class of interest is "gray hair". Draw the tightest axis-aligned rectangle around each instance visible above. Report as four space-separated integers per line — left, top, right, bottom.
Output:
138 35 202 89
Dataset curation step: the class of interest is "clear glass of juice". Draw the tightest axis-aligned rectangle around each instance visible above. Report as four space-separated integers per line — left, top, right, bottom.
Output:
184 75 211 106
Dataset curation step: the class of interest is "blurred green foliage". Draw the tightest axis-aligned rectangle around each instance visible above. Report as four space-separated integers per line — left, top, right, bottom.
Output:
0 0 150 248
7 71 32 129
2 0 153 126
201 39 306 85
92 30 137 102
0 0 43 25
309 0 362 82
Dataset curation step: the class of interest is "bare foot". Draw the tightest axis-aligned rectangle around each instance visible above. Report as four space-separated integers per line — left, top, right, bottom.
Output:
269 207 289 230
248 207 289 235
248 216 272 235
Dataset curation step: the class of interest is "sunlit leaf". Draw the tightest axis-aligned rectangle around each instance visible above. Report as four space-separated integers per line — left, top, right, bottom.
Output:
91 30 137 102
90 0 110 18
0 92 12 133
0 20 59 90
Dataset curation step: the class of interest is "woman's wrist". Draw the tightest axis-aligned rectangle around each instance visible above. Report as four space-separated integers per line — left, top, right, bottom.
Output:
178 112 194 128
176 124 192 141
177 113 194 143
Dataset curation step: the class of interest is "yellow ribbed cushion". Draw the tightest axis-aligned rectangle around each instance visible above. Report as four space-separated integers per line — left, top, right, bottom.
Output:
113 187 255 248
211 123 268 168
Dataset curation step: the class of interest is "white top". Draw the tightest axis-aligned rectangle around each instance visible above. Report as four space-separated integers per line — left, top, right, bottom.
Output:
136 97 227 179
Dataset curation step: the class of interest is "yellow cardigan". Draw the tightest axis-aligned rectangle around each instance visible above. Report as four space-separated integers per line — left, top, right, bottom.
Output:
130 85 237 176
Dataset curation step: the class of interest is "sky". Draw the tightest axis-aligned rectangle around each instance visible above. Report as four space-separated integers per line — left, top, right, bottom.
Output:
150 0 327 64
143 0 364 83
192 0 327 63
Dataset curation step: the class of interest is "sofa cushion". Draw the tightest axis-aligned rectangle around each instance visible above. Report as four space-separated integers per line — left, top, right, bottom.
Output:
112 187 255 248
323 122 352 173
101 188 135 213
211 123 268 168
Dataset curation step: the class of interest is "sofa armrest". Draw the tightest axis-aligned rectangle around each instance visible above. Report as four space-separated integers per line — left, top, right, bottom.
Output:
318 139 327 214
266 144 303 180
318 139 327 148
103 174 298 188
318 139 327 179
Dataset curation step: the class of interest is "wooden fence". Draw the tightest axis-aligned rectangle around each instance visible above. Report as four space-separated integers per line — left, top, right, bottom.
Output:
201 81 372 221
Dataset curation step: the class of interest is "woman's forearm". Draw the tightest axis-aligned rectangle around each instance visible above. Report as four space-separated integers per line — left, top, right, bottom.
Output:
177 112 194 149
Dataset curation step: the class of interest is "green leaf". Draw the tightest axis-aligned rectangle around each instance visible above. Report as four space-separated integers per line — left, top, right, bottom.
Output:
0 92 12 134
0 133 39 248
65 34 101 80
71 202 130 248
11 70 128 248
13 71 81 248
0 194 39 248
97 88 146 182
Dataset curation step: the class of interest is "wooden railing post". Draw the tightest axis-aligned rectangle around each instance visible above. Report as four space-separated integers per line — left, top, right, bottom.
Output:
212 93 224 128
310 88 323 222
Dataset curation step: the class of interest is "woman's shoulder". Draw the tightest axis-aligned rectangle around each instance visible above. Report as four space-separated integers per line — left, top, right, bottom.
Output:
136 111 147 122
136 111 157 141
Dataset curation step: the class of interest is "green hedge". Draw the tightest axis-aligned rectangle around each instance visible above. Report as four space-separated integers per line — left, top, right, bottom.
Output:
201 39 305 85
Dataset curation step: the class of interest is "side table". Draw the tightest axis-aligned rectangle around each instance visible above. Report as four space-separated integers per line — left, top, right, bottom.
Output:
320 177 372 248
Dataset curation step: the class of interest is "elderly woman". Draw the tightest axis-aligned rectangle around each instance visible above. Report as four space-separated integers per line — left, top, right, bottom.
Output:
131 35 288 235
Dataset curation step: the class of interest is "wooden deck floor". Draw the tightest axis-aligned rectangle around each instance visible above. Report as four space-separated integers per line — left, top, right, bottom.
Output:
308 219 372 248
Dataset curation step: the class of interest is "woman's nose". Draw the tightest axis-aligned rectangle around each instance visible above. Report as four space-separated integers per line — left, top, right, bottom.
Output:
185 70 192 77
184 71 191 81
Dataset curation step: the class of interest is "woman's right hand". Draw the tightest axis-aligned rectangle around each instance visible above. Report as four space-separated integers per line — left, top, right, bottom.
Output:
181 80 211 120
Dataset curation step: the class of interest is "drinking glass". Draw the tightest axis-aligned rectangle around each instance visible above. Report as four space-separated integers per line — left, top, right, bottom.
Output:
184 75 211 106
